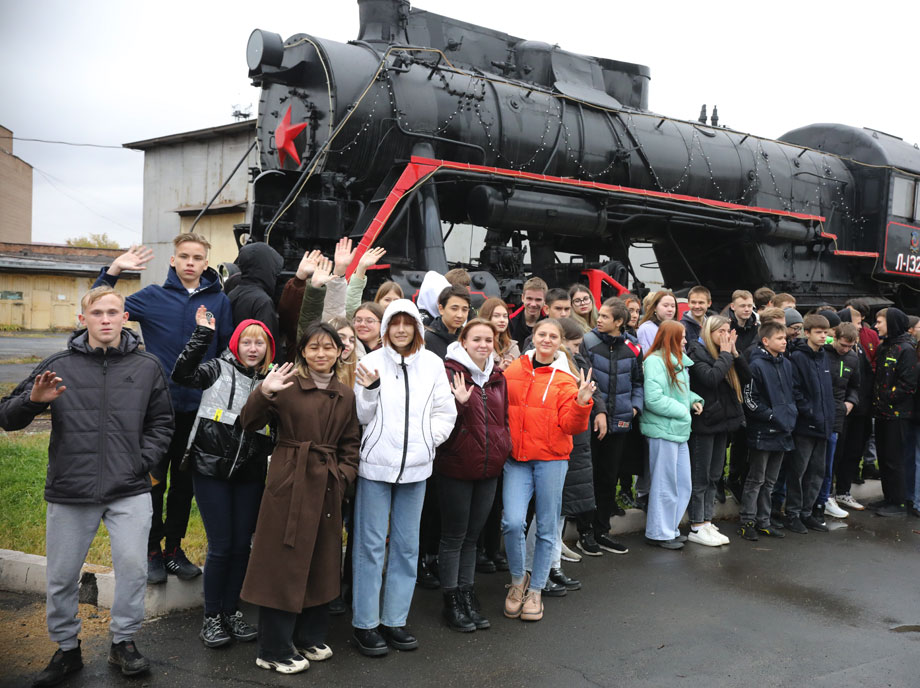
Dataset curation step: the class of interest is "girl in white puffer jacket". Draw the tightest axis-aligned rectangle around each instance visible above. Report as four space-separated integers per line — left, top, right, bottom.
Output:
351 299 457 656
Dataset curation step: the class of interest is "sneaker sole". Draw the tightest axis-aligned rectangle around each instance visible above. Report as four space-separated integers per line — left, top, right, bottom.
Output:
255 657 309 673
503 606 523 619
200 633 232 648
520 606 544 622
598 545 628 554
576 544 603 557
297 647 333 662
107 657 150 676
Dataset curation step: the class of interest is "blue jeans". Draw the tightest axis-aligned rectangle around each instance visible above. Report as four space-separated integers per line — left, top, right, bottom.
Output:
817 432 839 506
352 477 426 629
501 459 568 592
193 473 263 616
904 424 920 505
645 438 691 541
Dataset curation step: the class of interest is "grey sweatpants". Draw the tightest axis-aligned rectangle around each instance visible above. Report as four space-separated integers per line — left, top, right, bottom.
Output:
46 493 152 649
786 435 827 519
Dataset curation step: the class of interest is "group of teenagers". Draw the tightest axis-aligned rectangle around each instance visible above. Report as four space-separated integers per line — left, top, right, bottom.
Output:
3 232 917 686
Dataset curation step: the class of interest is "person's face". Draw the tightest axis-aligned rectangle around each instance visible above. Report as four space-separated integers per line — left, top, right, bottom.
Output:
912 322 920 341
388 315 415 352
571 291 593 316
564 336 583 357
626 300 640 328
489 305 509 332
764 331 787 356
787 323 803 339
876 314 887 338
656 295 677 321
596 306 624 334
379 291 400 308
337 327 356 360
533 324 562 360
714 323 730 341
689 294 711 320
238 333 267 368
523 289 545 318
461 324 495 369
170 241 208 286
806 327 827 349
680 330 687 350
848 306 863 326
353 309 381 343
834 337 856 356
732 297 755 322
78 294 128 349
546 299 571 319
302 334 340 373
439 296 470 332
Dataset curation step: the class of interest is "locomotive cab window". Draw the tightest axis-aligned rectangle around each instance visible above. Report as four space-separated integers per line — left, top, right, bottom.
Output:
892 175 917 220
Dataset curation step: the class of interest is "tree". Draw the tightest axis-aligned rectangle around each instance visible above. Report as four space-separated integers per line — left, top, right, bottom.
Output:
65 233 121 249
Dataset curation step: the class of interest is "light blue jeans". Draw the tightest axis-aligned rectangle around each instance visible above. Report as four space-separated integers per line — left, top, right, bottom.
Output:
352 477 426 630
645 438 691 541
502 459 568 592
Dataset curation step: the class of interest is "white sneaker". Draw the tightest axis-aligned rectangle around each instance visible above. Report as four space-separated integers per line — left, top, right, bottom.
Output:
836 493 865 511
298 644 333 662
256 655 309 674
706 523 730 545
688 525 722 547
560 541 582 562
824 497 849 518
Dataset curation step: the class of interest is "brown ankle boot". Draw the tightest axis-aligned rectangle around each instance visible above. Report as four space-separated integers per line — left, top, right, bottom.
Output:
520 589 543 621
503 572 530 618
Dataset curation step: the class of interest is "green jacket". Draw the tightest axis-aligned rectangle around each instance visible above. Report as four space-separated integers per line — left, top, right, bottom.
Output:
640 352 703 443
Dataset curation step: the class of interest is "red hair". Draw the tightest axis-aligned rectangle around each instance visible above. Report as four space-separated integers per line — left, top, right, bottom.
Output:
645 320 686 390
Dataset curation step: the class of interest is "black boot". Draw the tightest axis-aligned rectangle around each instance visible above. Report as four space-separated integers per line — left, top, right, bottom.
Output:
459 587 490 630
442 590 476 632
33 642 83 687
416 557 439 590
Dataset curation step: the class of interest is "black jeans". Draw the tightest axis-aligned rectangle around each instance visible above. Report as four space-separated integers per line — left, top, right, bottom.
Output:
192 473 263 616
592 432 627 533
258 604 328 661
149 411 196 550
437 475 498 590
836 414 871 494
876 417 907 505
688 432 728 523
727 428 749 486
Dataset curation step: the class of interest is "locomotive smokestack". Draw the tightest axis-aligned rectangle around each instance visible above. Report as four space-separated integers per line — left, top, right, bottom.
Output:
711 105 719 127
698 104 707 124
357 0 410 45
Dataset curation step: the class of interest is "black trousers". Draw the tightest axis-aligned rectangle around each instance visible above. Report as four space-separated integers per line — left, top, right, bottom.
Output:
836 414 871 494
478 474 504 559
437 475 498 590
727 428 749 486
258 604 329 661
149 411 196 549
419 473 441 559
876 417 908 505
592 432 627 533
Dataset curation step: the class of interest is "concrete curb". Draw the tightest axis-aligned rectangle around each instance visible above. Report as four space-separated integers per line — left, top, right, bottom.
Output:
0 480 886 617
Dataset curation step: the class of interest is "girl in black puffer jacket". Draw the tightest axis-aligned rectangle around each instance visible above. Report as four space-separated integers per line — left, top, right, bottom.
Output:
686 315 750 546
172 308 276 650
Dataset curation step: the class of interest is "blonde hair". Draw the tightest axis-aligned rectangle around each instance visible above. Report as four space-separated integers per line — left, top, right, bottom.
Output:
568 285 597 330
327 316 357 388
533 318 578 375
80 285 125 312
701 315 742 403
172 232 211 251
237 324 273 375
478 297 513 355
374 281 403 304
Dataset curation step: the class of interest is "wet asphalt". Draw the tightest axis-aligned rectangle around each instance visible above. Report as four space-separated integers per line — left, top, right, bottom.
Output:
2 511 919 688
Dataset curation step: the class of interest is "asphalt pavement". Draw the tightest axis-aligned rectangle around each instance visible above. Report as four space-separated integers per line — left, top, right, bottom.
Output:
0 333 72 384
2 511 919 688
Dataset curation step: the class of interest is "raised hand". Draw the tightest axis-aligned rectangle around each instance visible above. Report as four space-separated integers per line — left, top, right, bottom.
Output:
30 371 66 403
356 362 380 388
195 305 215 330
262 362 296 397
311 256 334 288
576 367 596 405
728 329 739 354
358 246 387 271
333 237 357 276
295 249 323 281
107 245 153 276
718 329 733 353
449 371 472 404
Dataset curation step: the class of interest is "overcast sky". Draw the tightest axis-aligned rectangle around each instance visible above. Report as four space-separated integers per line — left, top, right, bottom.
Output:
1 0 917 247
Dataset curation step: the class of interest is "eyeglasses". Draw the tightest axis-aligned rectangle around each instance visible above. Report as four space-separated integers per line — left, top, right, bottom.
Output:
353 317 379 326
572 297 592 306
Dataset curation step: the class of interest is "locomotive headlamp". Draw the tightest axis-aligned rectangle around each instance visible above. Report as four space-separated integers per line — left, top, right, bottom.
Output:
247 29 284 73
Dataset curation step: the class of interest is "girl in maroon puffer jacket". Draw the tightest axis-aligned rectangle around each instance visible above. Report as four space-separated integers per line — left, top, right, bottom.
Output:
435 318 512 633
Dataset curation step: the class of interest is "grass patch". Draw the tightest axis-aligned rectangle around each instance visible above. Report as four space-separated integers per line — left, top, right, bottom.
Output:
0 355 42 365
0 431 207 567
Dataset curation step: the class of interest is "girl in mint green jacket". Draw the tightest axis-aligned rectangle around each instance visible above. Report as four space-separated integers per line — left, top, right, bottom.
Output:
640 321 704 548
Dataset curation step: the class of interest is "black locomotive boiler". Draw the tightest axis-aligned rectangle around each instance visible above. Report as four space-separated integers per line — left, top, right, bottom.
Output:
242 0 920 308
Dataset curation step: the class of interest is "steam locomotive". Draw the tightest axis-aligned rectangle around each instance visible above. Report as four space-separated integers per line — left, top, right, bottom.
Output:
243 0 920 308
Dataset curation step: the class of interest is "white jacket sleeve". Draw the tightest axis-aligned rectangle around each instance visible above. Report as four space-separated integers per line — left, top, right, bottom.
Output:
429 366 459 447
322 276 347 322
354 382 381 426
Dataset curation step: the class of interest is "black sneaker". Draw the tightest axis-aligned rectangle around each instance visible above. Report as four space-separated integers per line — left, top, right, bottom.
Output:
108 640 150 676
33 642 83 687
222 610 257 642
595 532 628 554
784 515 809 534
866 498 889 510
163 546 202 581
475 550 497 574
756 525 785 538
620 491 639 510
577 531 603 556
549 567 581 591
380 625 418 651
541 579 567 597
801 515 829 532
353 627 388 657
416 557 439 589
147 549 167 585
737 520 759 541
328 595 347 616
877 503 907 517
200 614 232 648
491 554 509 572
